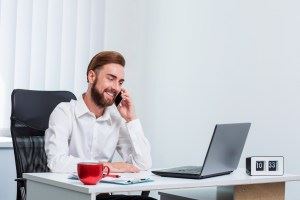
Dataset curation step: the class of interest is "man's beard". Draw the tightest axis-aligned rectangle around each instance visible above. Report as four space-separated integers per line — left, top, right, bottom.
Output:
91 79 116 108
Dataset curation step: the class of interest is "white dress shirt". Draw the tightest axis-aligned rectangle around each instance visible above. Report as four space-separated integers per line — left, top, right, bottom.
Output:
44 95 152 173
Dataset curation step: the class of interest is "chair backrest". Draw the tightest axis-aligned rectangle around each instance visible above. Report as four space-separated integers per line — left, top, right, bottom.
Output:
10 89 77 178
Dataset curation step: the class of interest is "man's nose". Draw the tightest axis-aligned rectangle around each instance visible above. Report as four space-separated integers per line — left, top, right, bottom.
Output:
112 82 121 93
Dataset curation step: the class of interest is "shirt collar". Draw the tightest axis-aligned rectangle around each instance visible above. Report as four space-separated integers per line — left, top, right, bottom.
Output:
75 94 112 125
75 95 90 118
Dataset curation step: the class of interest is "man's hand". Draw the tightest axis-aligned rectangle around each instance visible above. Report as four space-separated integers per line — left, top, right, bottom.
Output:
104 162 140 173
117 89 136 122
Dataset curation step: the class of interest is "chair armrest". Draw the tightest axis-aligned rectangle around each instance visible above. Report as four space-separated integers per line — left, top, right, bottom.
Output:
15 178 26 187
15 178 26 182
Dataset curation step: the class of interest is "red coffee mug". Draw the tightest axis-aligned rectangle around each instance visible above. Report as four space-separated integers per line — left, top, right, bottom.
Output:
77 162 110 185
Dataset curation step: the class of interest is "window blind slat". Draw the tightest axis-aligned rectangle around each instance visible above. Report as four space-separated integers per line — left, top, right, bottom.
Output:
45 0 63 90
0 0 17 128
90 0 105 56
60 0 77 92
29 0 48 90
74 0 92 96
14 0 33 89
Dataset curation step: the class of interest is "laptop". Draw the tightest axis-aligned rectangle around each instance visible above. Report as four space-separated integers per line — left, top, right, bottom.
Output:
152 123 251 179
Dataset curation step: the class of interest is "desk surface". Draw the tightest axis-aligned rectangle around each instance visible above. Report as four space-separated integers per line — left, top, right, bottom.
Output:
23 168 300 194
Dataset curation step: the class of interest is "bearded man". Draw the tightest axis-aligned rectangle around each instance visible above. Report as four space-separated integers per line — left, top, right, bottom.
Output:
45 51 154 200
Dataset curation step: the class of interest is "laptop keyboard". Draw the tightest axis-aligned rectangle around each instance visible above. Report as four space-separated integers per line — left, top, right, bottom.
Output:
167 166 203 174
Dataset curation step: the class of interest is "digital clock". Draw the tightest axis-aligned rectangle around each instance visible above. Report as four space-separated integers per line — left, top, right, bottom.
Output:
246 156 284 176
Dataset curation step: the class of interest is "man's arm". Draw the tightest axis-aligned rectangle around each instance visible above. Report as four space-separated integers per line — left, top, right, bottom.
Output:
44 103 94 173
116 119 152 170
113 89 152 171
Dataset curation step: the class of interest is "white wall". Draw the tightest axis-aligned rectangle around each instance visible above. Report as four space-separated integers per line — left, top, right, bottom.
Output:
104 0 300 199
0 148 16 200
103 0 147 115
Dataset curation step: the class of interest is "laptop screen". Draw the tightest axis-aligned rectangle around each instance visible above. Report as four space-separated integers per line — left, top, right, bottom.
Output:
200 123 251 177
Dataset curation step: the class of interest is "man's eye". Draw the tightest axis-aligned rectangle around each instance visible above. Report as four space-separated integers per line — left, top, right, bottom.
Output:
119 82 124 86
108 77 114 81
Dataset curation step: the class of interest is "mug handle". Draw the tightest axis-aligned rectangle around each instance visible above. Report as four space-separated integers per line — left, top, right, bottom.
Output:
102 165 110 178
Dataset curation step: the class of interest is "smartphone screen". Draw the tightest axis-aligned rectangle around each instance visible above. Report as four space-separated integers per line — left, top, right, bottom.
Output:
114 92 122 106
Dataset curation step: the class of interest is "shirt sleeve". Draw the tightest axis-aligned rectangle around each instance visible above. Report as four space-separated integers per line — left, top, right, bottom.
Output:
116 119 152 170
44 104 95 173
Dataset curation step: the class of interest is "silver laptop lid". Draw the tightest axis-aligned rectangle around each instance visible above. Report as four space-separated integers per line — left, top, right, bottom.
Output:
200 123 251 177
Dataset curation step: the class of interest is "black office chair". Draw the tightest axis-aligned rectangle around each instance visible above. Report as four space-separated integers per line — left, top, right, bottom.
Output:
10 89 77 200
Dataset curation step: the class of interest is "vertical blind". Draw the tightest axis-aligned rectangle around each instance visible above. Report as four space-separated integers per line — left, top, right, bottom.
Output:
0 0 105 133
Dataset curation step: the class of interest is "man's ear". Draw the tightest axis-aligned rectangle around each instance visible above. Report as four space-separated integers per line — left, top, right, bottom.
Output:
87 70 96 83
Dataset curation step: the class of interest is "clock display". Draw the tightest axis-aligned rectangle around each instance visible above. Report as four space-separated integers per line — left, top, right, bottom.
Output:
256 161 265 171
268 161 278 171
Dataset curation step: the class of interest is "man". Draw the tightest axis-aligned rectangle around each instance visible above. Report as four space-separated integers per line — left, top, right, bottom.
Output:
45 51 155 200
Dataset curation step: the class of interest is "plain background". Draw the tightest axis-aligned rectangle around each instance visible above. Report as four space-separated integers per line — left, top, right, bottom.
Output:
104 0 300 199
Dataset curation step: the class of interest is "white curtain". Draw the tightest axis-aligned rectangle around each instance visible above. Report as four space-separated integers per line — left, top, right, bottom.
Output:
0 0 105 135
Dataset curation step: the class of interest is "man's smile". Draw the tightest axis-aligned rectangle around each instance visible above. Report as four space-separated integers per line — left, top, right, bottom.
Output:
105 91 115 99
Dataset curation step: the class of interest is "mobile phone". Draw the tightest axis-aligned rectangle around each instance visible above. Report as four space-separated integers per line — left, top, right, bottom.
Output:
114 92 122 106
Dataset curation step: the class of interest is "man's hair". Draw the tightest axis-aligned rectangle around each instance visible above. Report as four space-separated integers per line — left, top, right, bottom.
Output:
86 51 126 82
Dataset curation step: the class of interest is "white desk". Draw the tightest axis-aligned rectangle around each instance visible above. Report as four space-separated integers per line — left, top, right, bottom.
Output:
23 168 300 200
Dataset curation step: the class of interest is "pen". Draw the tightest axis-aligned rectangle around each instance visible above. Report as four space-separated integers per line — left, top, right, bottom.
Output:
126 178 151 183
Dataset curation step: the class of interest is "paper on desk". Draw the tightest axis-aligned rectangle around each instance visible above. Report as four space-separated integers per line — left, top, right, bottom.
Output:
100 178 153 185
101 172 154 185
68 173 121 180
68 172 153 184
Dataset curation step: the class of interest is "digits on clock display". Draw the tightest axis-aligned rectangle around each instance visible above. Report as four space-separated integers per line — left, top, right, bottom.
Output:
268 161 278 171
256 161 265 171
